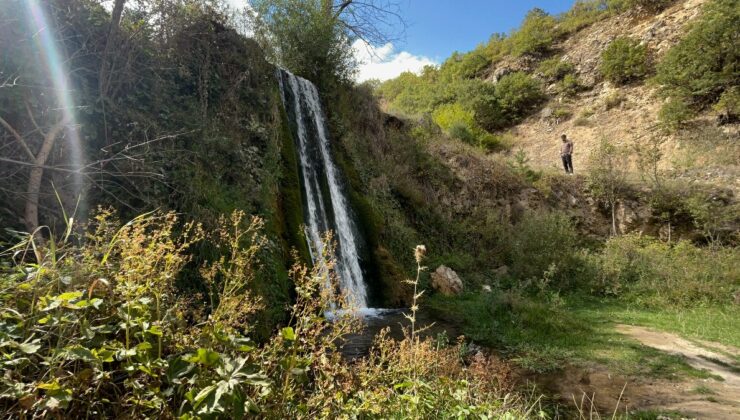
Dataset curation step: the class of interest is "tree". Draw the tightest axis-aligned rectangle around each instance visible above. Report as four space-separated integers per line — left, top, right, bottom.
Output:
249 0 404 89
588 138 628 236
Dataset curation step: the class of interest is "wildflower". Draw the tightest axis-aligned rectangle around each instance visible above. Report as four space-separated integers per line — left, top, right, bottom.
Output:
414 245 427 263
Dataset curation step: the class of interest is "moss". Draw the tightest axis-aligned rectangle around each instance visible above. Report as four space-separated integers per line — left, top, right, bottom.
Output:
274 96 312 266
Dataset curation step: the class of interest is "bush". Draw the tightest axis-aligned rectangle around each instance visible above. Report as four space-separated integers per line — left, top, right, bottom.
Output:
537 56 575 82
627 0 676 12
510 8 558 57
591 234 739 307
655 0 739 109
432 103 476 134
558 74 582 97
713 86 740 120
498 211 582 290
659 98 694 131
440 49 491 80
603 91 625 110
600 37 649 84
495 72 546 124
0 211 528 417
558 0 612 34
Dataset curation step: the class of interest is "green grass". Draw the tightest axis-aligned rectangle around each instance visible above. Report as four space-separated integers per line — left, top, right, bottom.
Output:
574 299 740 349
427 292 730 380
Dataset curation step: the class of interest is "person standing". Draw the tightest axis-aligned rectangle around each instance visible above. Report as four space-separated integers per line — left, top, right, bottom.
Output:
560 134 574 174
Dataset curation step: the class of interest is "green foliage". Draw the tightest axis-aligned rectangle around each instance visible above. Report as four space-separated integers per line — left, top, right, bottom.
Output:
558 74 583 97
509 8 558 56
626 0 676 12
588 138 628 235
658 98 693 130
432 103 476 133
509 149 542 183
494 72 546 125
439 49 491 80
0 211 530 417
600 37 650 84
251 0 356 91
537 56 575 82
557 0 613 34
713 86 740 118
655 0 739 113
589 235 739 307
497 211 581 290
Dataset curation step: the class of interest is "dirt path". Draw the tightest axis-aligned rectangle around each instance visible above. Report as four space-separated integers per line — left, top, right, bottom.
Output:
533 324 740 419
613 324 740 419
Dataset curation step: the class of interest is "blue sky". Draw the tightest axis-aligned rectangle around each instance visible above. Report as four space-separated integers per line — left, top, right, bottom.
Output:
397 1 575 60
227 0 578 81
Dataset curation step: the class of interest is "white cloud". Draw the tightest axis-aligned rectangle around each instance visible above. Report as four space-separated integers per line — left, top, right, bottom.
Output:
352 40 437 82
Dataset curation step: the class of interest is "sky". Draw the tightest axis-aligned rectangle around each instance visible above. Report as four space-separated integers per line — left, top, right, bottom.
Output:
227 0 577 81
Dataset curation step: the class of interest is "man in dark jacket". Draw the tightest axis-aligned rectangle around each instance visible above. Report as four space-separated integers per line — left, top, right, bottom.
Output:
561 134 574 174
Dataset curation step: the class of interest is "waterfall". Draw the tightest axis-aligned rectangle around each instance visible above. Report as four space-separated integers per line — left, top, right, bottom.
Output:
277 69 369 308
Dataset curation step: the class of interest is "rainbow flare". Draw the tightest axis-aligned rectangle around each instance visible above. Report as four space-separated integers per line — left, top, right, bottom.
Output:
24 0 85 205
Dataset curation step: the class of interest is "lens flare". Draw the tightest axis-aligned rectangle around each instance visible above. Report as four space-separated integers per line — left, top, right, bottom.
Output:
24 0 85 210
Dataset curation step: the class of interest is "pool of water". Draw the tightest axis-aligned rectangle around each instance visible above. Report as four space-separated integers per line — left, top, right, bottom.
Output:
336 308 460 359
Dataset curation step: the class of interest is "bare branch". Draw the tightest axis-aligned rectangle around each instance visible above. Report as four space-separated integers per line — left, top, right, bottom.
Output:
0 115 35 161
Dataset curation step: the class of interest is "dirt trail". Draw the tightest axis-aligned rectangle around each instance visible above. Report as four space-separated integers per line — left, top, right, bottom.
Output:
536 325 740 419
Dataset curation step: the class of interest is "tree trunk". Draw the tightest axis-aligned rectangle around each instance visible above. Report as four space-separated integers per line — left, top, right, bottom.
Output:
99 0 126 99
610 202 617 237
24 119 67 235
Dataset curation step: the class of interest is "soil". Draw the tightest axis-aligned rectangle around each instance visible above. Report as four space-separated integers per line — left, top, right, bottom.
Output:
532 324 740 419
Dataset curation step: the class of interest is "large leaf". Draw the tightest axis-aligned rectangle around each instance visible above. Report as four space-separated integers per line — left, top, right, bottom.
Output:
186 348 220 367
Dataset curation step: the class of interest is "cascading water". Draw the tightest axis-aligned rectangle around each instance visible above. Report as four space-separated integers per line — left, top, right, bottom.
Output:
277 69 369 308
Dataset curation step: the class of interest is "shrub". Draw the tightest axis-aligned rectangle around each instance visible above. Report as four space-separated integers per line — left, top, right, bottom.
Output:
510 8 558 57
600 37 649 84
0 211 528 417
537 56 575 82
558 0 612 34
591 234 739 307
498 211 582 290
558 74 582 97
713 86 740 120
603 91 625 110
655 0 739 109
658 98 693 131
440 49 491 80
495 72 546 124
432 103 476 134
627 0 676 12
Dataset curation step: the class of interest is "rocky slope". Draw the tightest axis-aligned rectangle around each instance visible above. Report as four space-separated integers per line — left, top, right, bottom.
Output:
487 0 738 192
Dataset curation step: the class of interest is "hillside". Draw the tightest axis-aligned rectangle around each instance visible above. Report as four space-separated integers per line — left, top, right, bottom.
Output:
377 0 739 192
507 0 739 187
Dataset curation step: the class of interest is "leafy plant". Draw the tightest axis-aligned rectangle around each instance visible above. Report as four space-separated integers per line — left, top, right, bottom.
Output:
655 0 739 112
600 37 650 84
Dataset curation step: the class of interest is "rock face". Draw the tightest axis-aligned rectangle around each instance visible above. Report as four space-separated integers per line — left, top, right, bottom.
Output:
430 265 464 296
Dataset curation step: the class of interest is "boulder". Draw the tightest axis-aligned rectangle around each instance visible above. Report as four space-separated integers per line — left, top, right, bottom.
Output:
430 265 464 296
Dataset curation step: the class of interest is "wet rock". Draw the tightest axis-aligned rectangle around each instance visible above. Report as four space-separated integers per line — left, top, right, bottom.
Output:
430 265 464 296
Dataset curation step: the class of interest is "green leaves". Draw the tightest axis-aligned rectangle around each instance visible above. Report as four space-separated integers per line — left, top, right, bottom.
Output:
280 327 296 341
186 348 221 367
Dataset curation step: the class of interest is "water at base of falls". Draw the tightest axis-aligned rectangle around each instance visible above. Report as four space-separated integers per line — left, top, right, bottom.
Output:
277 68 369 308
